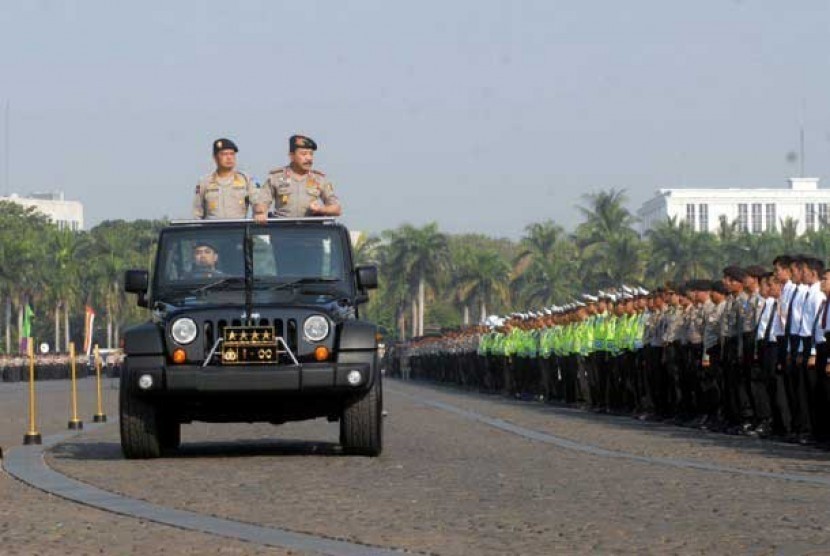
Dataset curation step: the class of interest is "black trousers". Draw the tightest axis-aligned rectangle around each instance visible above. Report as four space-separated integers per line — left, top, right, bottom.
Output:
786 336 813 434
702 346 722 420
812 339 830 440
759 341 787 433
722 337 742 425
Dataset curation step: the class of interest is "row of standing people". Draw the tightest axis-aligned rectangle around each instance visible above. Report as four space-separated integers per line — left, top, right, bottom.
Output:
192 135 342 221
393 255 830 445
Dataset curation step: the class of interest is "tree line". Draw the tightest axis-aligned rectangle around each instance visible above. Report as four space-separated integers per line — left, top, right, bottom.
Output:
0 201 163 354
4 189 830 352
359 190 830 339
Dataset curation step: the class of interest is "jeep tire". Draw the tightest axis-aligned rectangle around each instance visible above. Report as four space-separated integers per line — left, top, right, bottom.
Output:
159 418 181 453
120 371 163 459
340 373 383 456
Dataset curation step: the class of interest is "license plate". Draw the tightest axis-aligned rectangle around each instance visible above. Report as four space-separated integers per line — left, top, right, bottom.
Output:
222 326 277 365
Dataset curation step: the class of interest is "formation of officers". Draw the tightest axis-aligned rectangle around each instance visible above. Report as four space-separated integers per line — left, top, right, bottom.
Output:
193 135 342 220
397 256 830 446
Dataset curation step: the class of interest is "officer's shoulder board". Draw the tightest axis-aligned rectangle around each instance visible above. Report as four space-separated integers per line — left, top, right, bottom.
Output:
198 174 216 192
269 167 286 175
311 169 326 177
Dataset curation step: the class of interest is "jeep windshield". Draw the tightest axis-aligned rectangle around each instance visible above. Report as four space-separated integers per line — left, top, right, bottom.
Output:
153 225 348 301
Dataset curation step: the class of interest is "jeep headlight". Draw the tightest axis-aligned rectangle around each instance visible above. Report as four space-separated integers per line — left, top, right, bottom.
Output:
171 318 198 345
303 315 330 342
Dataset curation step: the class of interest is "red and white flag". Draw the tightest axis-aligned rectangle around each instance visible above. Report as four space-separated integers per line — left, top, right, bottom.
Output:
83 306 96 356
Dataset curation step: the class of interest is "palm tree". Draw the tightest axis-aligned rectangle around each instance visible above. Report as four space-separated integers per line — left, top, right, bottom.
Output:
800 229 830 262
575 189 638 243
512 221 578 307
352 233 381 266
0 202 51 352
49 228 81 353
454 248 511 323
646 217 719 283
573 189 639 289
381 223 450 337
779 217 800 254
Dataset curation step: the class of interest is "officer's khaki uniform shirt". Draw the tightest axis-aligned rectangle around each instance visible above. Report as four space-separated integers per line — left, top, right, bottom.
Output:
662 306 685 344
261 166 339 218
703 299 724 351
686 304 704 345
193 171 259 219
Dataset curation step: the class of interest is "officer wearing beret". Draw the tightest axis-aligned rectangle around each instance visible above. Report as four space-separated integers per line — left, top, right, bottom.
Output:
259 135 342 218
193 138 267 220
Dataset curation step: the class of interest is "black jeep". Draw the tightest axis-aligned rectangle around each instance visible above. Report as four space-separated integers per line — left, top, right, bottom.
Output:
120 218 382 458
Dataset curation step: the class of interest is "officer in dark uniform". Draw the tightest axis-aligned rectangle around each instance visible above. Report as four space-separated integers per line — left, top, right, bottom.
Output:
188 241 225 279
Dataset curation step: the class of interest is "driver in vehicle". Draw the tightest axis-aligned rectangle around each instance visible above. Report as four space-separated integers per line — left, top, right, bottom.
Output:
189 241 225 279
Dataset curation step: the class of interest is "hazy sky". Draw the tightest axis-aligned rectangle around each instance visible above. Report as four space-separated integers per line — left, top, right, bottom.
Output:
1 1 829 238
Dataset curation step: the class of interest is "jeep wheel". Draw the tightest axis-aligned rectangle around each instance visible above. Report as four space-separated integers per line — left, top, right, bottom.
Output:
340 373 383 456
119 372 163 459
159 418 181 453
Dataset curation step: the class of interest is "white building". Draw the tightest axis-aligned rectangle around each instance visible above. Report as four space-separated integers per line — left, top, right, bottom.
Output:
0 191 84 231
637 178 830 236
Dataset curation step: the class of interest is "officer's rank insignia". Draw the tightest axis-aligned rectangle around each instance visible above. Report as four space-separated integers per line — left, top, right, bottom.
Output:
216 140 223 148
281 195 289 204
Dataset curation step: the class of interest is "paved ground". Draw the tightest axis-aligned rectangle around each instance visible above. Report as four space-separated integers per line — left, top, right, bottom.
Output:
4 377 830 554
0 379 287 555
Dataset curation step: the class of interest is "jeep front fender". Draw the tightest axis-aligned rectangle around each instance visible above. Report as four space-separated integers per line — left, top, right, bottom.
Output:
124 322 165 355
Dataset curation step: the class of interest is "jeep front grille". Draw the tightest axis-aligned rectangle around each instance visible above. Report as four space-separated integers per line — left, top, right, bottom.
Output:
201 317 298 362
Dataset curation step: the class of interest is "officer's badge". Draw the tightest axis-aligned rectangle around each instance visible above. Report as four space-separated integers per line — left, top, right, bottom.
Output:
216 140 223 149
208 201 218 210
280 195 289 204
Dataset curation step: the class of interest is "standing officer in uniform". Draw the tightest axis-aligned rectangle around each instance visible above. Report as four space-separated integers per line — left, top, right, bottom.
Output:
193 138 268 221
260 135 342 218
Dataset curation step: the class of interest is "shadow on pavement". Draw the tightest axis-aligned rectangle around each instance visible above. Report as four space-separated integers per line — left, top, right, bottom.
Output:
50 438 343 461
393 379 830 473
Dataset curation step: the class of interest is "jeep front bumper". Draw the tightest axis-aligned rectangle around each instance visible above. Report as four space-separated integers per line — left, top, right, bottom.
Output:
126 356 373 393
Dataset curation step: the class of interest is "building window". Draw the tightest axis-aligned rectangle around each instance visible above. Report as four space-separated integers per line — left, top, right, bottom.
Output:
820 204 829 230
751 203 762 233
685 203 696 231
806 203 816 232
737 204 748 233
765 203 776 232
698 203 708 232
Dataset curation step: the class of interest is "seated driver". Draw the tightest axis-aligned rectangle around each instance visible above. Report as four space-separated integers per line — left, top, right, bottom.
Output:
189 241 225 279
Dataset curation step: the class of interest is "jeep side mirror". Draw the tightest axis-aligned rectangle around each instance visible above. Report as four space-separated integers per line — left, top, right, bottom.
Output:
124 270 149 308
356 265 378 290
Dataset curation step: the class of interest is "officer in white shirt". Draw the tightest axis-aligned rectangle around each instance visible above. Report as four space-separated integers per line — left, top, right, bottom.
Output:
757 272 785 436
811 265 830 441
791 257 823 441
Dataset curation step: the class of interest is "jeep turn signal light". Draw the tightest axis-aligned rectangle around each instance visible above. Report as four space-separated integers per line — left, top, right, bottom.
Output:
172 348 187 364
314 346 329 361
